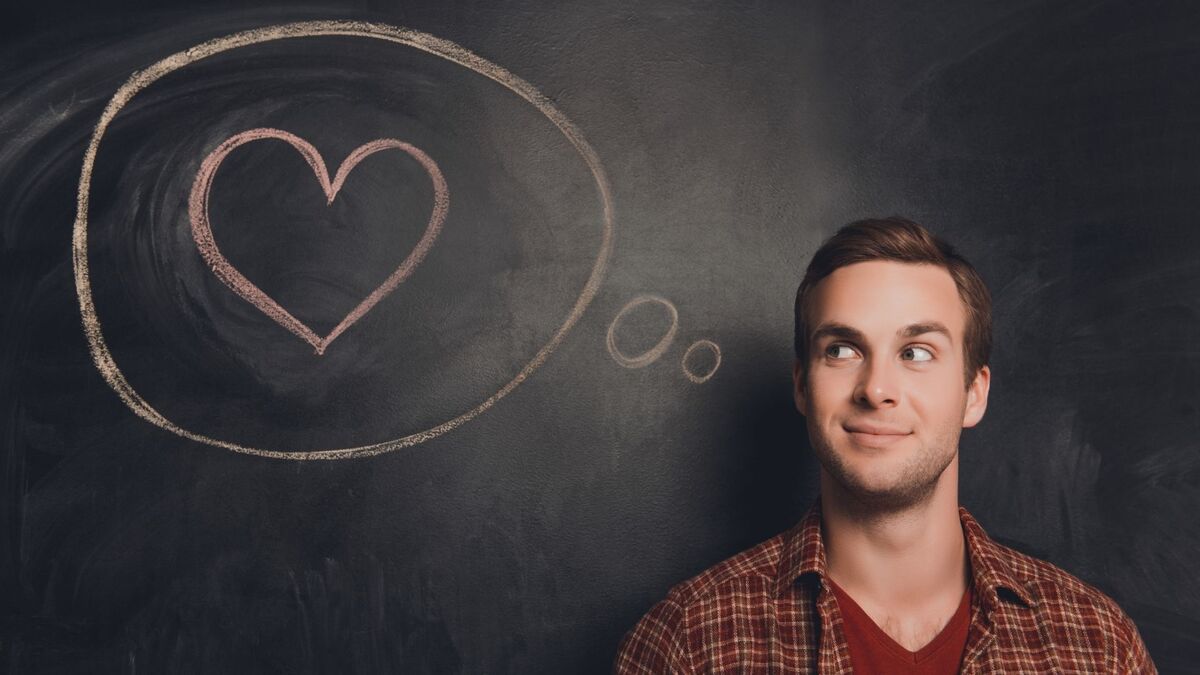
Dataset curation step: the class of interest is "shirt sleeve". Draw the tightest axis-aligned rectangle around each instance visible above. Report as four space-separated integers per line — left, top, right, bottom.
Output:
613 596 693 674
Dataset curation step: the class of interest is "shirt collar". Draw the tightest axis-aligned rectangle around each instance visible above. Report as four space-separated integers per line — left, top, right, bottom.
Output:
958 506 1037 608
774 498 827 597
775 498 1036 609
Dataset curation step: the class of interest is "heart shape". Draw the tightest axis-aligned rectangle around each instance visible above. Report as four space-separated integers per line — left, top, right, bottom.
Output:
189 127 449 355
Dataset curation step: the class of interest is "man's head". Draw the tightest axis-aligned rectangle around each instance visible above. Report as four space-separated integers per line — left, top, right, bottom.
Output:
792 217 992 510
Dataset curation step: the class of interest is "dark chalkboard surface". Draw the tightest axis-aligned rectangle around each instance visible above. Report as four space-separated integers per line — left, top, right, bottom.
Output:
2 1 1198 672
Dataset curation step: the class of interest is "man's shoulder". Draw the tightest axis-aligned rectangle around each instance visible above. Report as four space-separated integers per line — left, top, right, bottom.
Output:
614 529 797 674
985 534 1134 623
660 529 790 609
976 530 1152 668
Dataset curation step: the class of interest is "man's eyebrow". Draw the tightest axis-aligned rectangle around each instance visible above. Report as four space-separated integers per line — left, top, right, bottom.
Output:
900 321 953 343
809 323 865 344
809 321 953 344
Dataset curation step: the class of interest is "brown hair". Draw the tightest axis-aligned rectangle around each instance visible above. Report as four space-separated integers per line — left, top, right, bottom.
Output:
793 217 992 387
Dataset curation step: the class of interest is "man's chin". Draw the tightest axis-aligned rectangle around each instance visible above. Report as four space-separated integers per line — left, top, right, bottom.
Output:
829 473 938 512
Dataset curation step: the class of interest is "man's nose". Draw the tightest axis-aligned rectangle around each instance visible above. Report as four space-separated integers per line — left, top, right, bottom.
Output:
854 357 899 408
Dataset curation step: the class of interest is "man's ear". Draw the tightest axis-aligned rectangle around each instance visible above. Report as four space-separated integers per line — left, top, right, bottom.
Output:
962 365 991 428
792 360 808 417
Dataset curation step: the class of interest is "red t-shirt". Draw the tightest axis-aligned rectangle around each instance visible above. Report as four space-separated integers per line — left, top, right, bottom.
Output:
828 577 972 674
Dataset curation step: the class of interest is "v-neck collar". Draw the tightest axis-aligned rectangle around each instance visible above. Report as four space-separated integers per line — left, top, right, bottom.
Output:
826 576 973 664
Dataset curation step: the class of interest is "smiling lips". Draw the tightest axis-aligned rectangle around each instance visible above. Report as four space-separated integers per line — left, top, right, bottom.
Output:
844 423 911 446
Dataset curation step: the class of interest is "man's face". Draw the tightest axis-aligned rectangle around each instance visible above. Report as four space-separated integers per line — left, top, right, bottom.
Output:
793 260 990 510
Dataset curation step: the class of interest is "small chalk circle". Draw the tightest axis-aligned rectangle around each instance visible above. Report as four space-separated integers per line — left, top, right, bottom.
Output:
681 339 721 384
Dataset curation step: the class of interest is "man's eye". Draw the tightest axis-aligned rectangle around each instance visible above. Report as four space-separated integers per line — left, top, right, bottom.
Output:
825 344 857 360
901 346 933 362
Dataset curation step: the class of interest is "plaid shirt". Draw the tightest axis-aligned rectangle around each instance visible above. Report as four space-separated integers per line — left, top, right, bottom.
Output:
615 502 1155 674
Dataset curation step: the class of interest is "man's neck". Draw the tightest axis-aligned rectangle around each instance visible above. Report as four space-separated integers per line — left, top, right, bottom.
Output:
820 460 968 612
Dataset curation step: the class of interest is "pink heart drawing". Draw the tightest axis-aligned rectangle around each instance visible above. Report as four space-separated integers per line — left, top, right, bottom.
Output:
189 127 449 355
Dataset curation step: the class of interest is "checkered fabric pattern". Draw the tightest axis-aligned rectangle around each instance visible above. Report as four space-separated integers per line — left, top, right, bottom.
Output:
614 502 1156 674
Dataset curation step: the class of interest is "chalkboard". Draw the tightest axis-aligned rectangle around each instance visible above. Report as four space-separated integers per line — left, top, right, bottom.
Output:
2 1 1198 672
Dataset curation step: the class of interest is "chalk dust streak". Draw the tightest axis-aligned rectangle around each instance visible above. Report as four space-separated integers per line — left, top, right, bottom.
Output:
73 21 615 460
189 127 449 355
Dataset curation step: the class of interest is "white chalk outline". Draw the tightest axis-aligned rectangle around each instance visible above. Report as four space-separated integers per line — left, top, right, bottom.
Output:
73 21 615 460
681 339 721 384
605 294 678 368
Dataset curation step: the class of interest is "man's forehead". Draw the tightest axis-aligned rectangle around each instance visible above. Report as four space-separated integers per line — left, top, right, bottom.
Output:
808 260 966 338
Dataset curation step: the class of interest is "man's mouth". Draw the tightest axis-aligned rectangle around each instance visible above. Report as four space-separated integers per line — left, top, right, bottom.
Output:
844 423 911 445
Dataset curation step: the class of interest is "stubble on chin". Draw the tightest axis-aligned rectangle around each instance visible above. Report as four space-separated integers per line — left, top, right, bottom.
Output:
810 430 958 515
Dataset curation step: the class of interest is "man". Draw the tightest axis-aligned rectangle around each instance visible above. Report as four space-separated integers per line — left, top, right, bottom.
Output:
614 218 1155 673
